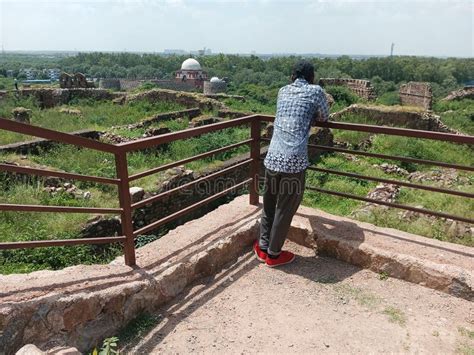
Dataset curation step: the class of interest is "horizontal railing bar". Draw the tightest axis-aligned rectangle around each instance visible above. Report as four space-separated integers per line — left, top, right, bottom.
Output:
316 121 474 144
132 159 253 210
117 115 257 152
133 178 252 236
128 139 253 182
306 186 474 224
0 204 122 214
257 115 474 145
0 163 120 185
0 117 116 153
0 236 127 250
308 166 474 199
305 144 474 172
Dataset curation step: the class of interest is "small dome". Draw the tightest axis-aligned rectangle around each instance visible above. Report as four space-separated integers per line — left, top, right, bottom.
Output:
210 77 221 83
181 58 201 71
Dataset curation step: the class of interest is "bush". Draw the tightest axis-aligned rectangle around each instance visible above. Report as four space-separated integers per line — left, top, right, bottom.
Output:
376 91 400 106
324 85 359 107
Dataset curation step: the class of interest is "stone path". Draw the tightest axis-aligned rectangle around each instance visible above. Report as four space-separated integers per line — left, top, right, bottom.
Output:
124 241 474 354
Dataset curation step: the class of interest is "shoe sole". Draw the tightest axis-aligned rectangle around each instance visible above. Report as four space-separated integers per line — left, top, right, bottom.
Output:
254 249 266 263
265 255 296 268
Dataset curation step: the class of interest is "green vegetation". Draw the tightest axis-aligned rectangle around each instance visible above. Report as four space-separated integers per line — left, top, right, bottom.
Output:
0 96 185 145
383 306 407 326
0 52 473 275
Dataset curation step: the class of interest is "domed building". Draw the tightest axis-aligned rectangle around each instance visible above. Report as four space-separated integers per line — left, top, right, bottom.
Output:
175 58 208 89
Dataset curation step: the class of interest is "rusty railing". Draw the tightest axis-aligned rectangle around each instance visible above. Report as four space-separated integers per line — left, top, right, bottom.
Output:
0 115 261 266
0 114 473 267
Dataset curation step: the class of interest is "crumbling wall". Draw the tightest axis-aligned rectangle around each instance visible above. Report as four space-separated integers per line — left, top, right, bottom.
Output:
125 89 224 111
17 88 123 109
203 81 227 95
399 82 433 110
99 79 121 91
442 86 474 101
0 130 102 155
331 104 456 133
319 78 377 101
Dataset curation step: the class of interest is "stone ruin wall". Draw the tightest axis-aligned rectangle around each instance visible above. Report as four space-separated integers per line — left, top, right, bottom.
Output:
15 88 123 109
319 78 377 101
99 78 199 92
203 81 227 95
125 88 225 111
442 86 474 101
399 82 433 110
331 104 457 133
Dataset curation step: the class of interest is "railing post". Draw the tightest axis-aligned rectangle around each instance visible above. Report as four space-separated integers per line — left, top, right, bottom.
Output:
249 116 261 206
115 152 136 266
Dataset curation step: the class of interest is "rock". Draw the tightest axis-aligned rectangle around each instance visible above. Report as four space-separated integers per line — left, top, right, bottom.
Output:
83 191 92 199
11 107 32 124
130 187 145 203
189 116 224 128
144 127 171 137
15 344 45 355
112 96 126 105
325 93 335 107
46 346 81 355
58 108 82 116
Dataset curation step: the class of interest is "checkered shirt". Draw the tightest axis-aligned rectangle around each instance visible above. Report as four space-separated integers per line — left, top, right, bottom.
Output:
264 78 329 173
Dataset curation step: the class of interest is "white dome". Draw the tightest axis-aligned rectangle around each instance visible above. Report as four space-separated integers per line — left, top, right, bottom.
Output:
181 58 202 71
210 77 221 83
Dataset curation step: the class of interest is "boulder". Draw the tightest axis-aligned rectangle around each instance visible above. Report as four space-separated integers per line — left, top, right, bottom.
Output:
129 187 145 203
15 344 45 355
11 107 32 124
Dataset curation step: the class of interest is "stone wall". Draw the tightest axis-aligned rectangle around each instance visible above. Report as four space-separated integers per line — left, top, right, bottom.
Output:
399 82 433 110
0 130 102 155
16 88 123 109
125 89 225 111
203 81 227 95
125 108 202 129
319 78 377 101
98 79 121 91
442 86 474 101
331 104 457 133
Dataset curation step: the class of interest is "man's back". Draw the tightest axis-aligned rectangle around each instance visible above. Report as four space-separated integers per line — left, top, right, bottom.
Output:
264 78 329 174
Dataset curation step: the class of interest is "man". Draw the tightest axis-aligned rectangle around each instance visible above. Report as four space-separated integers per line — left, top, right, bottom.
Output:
255 60 329 267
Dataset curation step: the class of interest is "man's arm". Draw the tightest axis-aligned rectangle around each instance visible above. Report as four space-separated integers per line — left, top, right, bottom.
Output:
312 89 329 124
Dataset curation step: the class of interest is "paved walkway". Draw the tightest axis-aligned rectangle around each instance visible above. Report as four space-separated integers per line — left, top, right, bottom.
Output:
124 241 474 354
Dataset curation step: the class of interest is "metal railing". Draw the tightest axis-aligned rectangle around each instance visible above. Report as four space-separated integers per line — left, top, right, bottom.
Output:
0 115 261 266
0 114 473 266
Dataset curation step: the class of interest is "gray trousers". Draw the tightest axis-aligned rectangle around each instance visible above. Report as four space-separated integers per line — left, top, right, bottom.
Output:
259 168 306 256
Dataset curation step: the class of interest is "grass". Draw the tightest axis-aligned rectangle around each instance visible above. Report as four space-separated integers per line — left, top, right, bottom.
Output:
435 100 474 135
0 96 185 145
117 313 161 350
383 306 407 326
458 327 474 340
334 284 382 308
0 120 251 274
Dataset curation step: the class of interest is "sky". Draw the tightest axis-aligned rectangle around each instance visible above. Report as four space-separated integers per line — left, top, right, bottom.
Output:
0 0 472 57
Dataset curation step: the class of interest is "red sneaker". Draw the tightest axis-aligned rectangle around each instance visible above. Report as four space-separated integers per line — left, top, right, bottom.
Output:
265 251 295 268
253 241 267 262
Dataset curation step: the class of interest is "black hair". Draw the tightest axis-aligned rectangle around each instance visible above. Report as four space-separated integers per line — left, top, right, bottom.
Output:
291 60 315 83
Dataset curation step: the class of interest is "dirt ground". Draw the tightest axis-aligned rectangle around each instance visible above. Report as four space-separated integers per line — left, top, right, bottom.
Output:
123 241 474 354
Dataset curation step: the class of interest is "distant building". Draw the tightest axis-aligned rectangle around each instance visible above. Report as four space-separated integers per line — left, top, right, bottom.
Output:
175 58 208 89
47 69 61 81
164 49 187 55
203 77 227 95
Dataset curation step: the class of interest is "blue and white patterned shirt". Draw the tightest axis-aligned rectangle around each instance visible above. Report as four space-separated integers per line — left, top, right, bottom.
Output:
264 78 329 173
